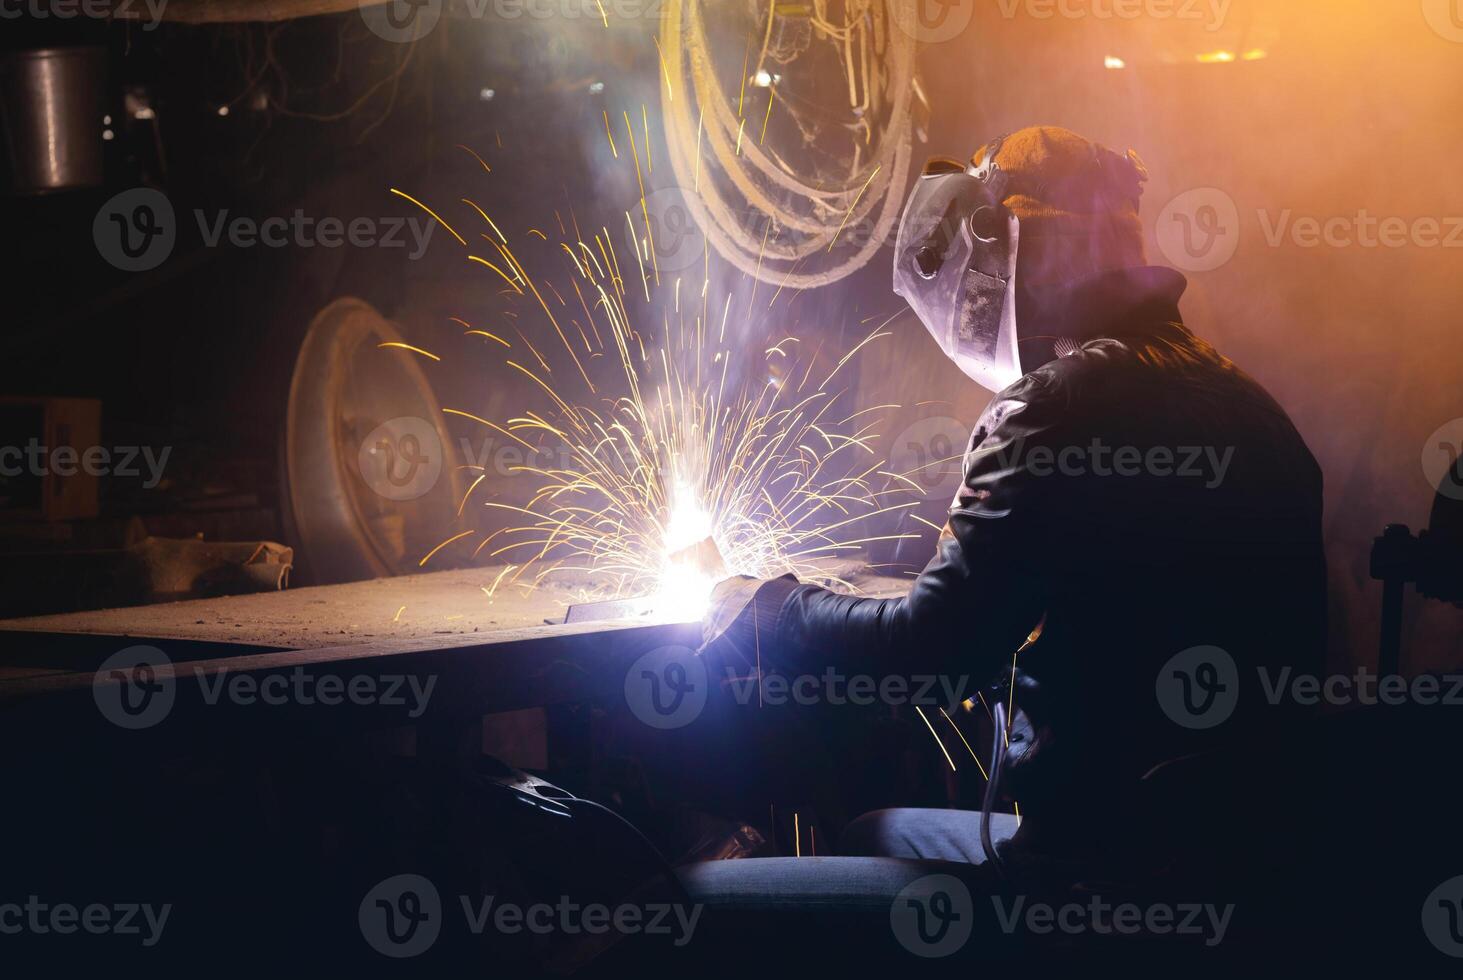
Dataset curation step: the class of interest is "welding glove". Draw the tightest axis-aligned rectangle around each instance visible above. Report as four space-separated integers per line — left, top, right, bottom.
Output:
698 573 802 660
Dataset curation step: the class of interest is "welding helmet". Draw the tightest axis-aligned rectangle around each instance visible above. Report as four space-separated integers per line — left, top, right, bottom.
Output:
892 142 1022 393
893 128 1150 393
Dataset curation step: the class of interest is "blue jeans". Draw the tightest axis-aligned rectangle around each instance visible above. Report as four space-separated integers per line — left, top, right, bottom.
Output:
648 809 1023 970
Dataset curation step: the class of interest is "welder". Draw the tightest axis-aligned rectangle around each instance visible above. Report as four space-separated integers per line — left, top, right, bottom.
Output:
692 126 1326 914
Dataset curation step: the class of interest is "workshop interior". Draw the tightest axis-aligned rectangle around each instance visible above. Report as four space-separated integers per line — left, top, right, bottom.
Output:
3 0 1462 972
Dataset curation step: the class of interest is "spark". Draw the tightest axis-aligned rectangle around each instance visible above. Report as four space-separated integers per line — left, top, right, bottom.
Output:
456 144 492 174
462 198 507 243
642 103 653 173
484 564 518 599
420 530 475 567
1005 617 1046 742
464 329 511 347
693 110 704 191
390 188 465 246
915 705 957 772
828 164 881 252
443 408 535 449
377 342 440 361
939 707 988 780
602 110 618 157
469 255 523 294
652 33 673 100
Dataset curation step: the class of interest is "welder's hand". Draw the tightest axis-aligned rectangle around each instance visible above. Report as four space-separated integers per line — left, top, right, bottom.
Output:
699 575 762 651
698 573 803 659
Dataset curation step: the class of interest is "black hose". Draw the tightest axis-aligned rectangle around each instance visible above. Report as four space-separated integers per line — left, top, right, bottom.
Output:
560 797 695 909
980 702 1011 882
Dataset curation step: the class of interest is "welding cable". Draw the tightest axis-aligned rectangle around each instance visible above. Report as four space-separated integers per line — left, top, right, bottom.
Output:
560 797 696 910
980 701 1011 882
658 0 917 288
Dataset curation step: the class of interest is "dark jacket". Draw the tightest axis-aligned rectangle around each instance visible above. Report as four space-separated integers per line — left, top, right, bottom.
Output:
731 267 1326 853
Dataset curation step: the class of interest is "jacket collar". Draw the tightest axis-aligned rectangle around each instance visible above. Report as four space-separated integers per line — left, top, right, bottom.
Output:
1017 265 1188 343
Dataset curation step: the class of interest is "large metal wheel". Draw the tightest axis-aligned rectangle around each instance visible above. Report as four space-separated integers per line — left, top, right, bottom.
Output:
282 297 466 583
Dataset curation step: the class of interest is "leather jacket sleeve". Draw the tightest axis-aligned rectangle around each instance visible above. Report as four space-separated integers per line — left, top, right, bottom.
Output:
749 368 1065 681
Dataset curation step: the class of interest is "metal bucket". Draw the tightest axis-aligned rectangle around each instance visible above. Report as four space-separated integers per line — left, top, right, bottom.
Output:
0 46 107 194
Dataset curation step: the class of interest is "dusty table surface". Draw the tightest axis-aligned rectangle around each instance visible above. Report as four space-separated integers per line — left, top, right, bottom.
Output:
0 564 914 651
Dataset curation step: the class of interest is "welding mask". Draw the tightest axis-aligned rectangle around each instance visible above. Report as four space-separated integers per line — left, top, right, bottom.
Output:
893 142 1023 393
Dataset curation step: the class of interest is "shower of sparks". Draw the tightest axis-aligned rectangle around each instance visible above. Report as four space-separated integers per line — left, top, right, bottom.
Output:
395 129 922 621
